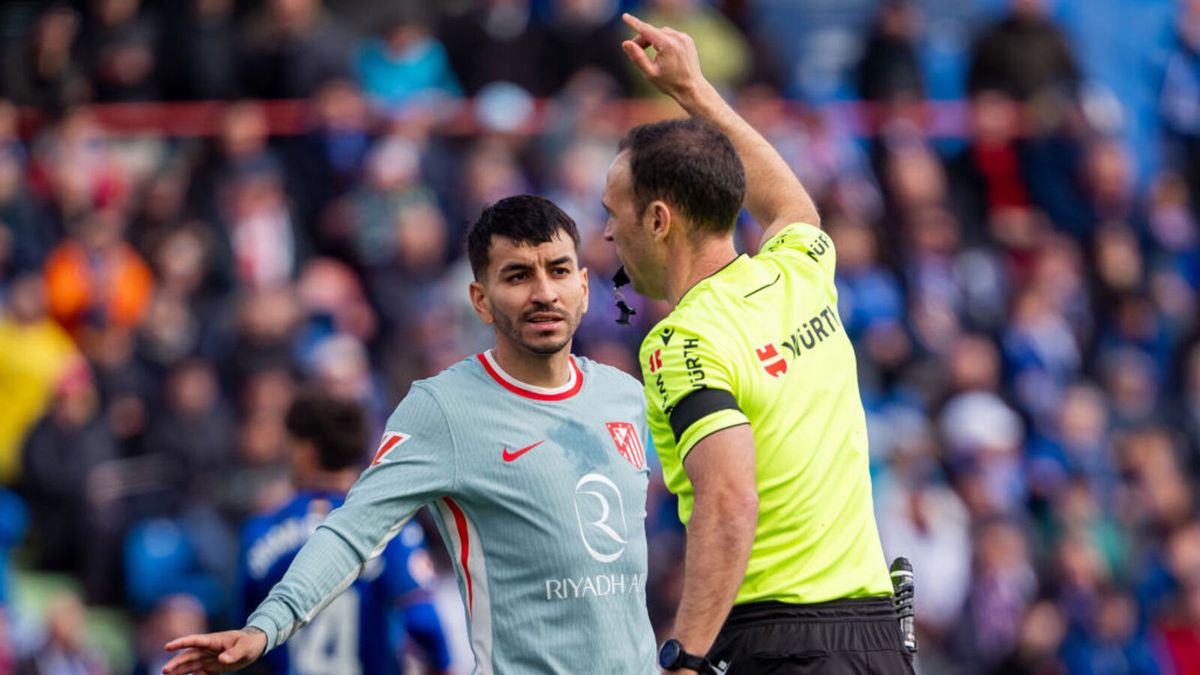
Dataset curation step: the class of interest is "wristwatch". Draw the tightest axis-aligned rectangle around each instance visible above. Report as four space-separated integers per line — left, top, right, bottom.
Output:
658 639 711 672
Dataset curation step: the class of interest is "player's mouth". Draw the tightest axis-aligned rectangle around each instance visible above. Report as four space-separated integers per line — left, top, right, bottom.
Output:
525 312 566 330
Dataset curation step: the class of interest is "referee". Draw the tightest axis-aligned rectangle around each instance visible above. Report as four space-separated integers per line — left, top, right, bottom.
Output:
603 14 915 675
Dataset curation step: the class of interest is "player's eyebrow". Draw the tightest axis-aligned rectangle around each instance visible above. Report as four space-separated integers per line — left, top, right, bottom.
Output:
498 261 533 274
546 256 575 268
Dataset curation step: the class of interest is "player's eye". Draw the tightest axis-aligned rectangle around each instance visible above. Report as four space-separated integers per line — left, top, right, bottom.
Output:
552 267 571 276
507 272 527 282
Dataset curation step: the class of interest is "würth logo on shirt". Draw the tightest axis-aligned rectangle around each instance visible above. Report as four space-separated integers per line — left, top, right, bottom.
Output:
371 432 411 466
756 343 788 378
606 422 646 470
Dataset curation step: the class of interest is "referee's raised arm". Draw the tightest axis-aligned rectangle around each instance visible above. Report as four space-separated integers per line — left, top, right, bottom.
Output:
620 12 820 246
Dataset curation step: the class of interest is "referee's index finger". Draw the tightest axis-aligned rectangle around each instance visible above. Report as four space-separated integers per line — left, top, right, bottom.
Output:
622 13 662 41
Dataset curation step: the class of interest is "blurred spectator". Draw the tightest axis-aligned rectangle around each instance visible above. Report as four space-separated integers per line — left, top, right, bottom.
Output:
1160 0 1200 208
86 326 155 458
956 517 1038 667
138 224 232 368
0 273 79 485
356 7 462 111
1027 384 1118 505
1 4 90 116
544 0 632 96
43 209 154 339
159 0 238 101
131 595 206 675
138 359 234 517
238 0 353 100
0 101 51 280
295 257 378 348
940 391 1027 516
829 215 905 341
0 489 27 607
14 592 107 675
1157 581 1200 675
219 168 305 290
989 600 1068 675
877 430 972 641
1081 139 1138 234
966 0 1082 102
453 138 532 244
856 1 926 105
80 0 160 102
286 78 373 243
438 0 556 97
29 107 127 229
17 360 123 603
1002 286 1081 422
1059 587 1162 675
188 102 279 222
946 90 1034 242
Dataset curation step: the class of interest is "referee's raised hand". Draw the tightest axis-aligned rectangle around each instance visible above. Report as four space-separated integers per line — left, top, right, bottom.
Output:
162 628 267 674
620 13 709 104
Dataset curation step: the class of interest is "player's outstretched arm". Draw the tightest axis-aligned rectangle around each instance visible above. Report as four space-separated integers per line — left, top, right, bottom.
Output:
621 13 820 245
162 628 267 674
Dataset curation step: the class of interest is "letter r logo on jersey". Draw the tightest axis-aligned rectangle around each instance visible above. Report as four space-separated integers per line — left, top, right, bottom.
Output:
574 473 629 563
371 432 411 466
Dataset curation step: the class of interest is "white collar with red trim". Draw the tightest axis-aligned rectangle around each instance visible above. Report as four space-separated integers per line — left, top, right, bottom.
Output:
477 350 583 401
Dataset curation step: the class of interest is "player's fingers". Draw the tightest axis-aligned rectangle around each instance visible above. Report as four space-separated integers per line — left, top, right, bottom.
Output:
161 649 214 674
622 40 657 75
165 634 222 652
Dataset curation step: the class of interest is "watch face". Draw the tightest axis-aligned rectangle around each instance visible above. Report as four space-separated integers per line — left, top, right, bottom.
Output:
658 639 681 668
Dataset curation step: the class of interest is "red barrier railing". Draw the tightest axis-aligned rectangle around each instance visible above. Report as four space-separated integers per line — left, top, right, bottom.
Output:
19 98 970 139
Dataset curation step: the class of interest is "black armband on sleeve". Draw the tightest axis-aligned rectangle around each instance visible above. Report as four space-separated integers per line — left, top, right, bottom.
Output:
669 388 741 442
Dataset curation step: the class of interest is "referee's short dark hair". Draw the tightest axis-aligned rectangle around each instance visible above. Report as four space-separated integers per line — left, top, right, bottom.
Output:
618 118 746 237
284 391 368 471
467 194 581 280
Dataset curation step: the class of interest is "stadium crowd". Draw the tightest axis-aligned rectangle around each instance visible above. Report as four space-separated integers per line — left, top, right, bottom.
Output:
1 0 1200 672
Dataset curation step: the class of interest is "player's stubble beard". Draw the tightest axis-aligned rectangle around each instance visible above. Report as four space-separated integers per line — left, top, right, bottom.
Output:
492 300 583 356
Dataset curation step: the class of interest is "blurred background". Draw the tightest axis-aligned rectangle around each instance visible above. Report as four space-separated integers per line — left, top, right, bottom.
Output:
0 0 1198 672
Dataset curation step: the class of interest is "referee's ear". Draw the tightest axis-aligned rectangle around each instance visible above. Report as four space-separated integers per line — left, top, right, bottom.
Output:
646 199 673 242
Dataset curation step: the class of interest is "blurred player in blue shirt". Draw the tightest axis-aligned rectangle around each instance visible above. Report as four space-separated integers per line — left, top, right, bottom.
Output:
237 391 450 675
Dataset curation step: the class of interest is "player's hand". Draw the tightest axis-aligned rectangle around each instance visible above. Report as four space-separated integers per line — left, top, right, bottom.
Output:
162 628 267 674
620 13 707 103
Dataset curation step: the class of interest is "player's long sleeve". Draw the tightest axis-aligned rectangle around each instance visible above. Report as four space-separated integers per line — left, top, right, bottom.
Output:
245 385 457 651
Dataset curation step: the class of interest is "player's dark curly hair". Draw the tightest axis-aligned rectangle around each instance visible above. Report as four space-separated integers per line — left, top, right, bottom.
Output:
284 392 368 471
467 195 581 280
618 118 746 237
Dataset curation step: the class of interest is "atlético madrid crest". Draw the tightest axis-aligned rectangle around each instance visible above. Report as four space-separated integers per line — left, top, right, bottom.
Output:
606 422 646 470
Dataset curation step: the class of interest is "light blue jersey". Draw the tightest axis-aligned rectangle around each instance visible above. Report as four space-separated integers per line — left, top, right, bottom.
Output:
247 352 657 674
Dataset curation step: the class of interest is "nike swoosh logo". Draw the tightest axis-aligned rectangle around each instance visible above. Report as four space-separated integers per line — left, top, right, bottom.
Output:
502 440 544 462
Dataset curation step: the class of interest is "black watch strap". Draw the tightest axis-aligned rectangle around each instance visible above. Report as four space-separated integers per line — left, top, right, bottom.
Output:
659 639 711 672
677 651 710 672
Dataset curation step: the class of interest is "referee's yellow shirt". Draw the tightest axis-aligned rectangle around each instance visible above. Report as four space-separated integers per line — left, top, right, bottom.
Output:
640 222 893 605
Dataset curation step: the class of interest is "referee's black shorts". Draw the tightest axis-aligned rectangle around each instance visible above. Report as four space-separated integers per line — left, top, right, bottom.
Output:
706 597 916 675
